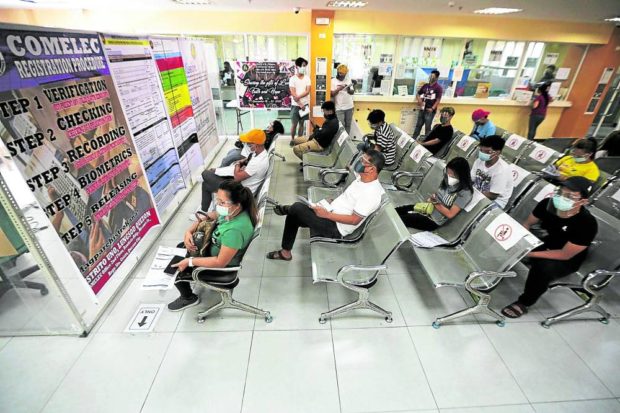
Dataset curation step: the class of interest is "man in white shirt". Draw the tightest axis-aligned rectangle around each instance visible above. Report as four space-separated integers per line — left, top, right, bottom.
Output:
331 63 355 134
471 135 514 209
200 129 269 211
266 150 386 261
289 57 312 145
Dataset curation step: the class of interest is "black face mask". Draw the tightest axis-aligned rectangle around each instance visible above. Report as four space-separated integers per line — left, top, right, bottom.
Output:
324 112 336 119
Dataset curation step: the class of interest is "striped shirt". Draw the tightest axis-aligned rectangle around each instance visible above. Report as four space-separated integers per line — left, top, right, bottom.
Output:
374 123 396 166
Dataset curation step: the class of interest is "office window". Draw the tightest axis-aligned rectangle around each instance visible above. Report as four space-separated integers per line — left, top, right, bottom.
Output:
246 34 308 61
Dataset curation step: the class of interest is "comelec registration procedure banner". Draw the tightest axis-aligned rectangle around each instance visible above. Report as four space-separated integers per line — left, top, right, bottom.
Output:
0 26 160 294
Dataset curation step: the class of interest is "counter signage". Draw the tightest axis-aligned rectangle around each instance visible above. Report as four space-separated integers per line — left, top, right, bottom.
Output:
0 27 160 294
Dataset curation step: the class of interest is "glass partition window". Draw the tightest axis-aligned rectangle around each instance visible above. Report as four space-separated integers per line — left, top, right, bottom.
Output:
246 35 308 61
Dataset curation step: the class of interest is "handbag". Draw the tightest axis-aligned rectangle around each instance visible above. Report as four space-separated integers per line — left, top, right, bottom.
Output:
190 219 217 257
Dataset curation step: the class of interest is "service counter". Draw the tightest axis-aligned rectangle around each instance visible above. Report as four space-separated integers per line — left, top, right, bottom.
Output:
352 95 572 138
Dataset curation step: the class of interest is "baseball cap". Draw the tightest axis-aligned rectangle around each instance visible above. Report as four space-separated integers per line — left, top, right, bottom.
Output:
561 176 593 198
472 108 490 122
239 129 266 145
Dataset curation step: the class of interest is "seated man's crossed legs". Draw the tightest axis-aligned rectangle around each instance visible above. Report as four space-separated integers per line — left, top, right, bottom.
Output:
292 136 323 160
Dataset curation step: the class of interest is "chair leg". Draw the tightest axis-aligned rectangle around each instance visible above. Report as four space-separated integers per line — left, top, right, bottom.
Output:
542 293 611 328
319 286 392 323
196 288 272 323
433 288 505 328
273 152 286 161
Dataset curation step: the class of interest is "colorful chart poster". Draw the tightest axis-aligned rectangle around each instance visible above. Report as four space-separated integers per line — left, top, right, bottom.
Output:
234 61 295 108
101 34 186 212
0 26 160 294
177 38 218 158
150 37 203 183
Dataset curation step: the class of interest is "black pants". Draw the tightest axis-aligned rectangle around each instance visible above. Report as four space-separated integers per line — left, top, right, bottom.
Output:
518 248 582 306
527 114 545 140
395 206 439 231
201 169 231 211
174 241 224 299
282 202 341 250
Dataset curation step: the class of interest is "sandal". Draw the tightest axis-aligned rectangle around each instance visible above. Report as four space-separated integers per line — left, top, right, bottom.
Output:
273 205 290 216
501 302 528 319
266 250 292 261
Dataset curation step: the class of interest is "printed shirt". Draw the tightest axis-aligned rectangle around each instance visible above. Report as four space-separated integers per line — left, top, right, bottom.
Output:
417 82 443 110
470 157 514 209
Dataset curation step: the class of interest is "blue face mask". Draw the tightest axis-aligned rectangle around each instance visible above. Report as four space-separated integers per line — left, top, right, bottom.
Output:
478 151 492 162
552 195 575 211
354 160 366 173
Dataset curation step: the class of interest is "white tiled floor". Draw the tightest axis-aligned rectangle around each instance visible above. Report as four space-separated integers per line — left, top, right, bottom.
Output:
2 138 620 413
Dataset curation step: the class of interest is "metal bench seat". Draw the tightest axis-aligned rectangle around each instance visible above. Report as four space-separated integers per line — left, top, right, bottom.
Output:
302 126 346 168
303 139 358 185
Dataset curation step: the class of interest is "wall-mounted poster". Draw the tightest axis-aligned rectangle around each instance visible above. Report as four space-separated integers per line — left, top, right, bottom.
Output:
234 61 295 109
150 37 204 183
101 33 186 212
0 26 160 294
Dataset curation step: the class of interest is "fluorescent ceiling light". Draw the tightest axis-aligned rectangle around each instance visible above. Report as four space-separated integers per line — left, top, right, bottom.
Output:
173 0 213 5
604 17 620 22
326 1 368 8
474 7 523 15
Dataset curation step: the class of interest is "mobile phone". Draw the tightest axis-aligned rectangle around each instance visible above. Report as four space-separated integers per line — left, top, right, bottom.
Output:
163 255 185 275
195 210 209 220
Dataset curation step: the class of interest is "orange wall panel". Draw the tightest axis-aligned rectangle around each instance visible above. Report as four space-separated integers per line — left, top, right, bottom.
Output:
310 10 335 126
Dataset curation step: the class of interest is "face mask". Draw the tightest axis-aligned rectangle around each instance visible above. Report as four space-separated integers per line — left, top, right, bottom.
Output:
337 74 345 81
573 156 587 163
354 160 366 173
478 151 492 162
552 195 575 212
440 115 449 123
368 123 378 130
447 176 459 186
297 66 306 75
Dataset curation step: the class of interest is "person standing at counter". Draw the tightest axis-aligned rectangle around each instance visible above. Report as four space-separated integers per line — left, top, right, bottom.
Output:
289 57 312 146
470 108 496 140
331 64 355 134
412 70 442 139
527 83 552 140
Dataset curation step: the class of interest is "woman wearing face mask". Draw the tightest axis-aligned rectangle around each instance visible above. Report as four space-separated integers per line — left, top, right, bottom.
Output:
552 138 600 183
168 180 257 311
419 106 455 155
395 157 473 230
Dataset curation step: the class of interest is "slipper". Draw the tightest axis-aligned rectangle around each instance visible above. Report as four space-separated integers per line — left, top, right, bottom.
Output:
501 302 528 319
273 205 289 216
266 250 292 261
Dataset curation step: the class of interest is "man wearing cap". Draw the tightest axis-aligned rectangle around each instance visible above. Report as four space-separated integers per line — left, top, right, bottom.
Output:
200 128 269 211
331 64 355 134
420 106 455 155
470 108 496 140
413 69 443 139
292 101 339 161
501 176 598 319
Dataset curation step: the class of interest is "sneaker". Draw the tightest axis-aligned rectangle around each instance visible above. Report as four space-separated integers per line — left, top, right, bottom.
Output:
167 295 200 312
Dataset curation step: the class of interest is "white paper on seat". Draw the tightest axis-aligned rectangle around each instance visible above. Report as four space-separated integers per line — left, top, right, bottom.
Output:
511 164 530 186
533 183 557 202
464 189 485 212
410 145 428 162
456 135 476 151
142 246 187 290
485 213 529 251
506 134 526 150
215 165 235 177
528 144 554 163
337 132 348 146
409 231 449 248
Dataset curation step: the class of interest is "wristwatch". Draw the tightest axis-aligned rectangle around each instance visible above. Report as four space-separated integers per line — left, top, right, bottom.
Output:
188 257 194 267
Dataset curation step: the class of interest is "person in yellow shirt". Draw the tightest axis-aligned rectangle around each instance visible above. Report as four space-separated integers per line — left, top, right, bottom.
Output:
554 138 600 183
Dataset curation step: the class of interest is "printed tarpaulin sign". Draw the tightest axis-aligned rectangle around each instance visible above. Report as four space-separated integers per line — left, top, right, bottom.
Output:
234 61 295 109
0 26 160 294
485 213 529 251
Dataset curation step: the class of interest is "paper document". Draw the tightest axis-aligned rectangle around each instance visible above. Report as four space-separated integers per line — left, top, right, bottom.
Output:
215 165 235 177
141 246 187 290
409 232 449 248
296 195 333 211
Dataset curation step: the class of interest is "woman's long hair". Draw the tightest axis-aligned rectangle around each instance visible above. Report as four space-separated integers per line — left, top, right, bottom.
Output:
218 180 258 227
537 83 550 107
442 156 473 193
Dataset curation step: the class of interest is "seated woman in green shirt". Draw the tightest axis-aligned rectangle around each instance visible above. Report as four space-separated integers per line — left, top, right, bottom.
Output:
168 180 257 311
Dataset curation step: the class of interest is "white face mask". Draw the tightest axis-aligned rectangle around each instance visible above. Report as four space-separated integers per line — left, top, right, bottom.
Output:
447 176 459 186
297 66 307 75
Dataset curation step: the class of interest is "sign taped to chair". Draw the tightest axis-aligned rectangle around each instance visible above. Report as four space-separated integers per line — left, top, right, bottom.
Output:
511 164 530 187
533 183 557 202
612 189 620 203
397 133 410 148
485 214 528 251
410 145 428 163
528 144 554 163
506 134 526 151
457 135 476 152
337 131 348 146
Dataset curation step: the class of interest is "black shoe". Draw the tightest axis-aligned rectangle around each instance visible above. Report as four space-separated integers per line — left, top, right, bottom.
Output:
289 140 295 147
168 295 200 312
274 204 290 216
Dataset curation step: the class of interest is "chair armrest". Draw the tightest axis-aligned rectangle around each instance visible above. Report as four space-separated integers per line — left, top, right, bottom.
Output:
392 171 424 191
191 266 242 281
464 270 516 294
583 269 620 293
319 168 349 187
336 264 388 285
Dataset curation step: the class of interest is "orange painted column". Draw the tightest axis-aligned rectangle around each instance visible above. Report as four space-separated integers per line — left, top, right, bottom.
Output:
554 28 620 138
309 9 335 127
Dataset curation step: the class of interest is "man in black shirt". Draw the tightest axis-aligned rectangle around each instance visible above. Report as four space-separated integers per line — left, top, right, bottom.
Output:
292 101 339 160
502 177 598 318
419 106 455 155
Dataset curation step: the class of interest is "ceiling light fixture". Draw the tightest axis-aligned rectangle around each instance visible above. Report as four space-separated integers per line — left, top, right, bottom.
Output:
326 1 368 9
474 7 523 15
173 0 213 5
604 17 620 22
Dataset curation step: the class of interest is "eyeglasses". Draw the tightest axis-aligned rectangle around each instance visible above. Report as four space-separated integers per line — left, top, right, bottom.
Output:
215 198 234 206
554 189 582 201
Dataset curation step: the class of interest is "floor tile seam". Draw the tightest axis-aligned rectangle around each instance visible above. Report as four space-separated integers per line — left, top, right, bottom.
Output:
139 332 176 412
388 274 440 412
329 313 344 413
239 328 256 413
529 396 620 407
